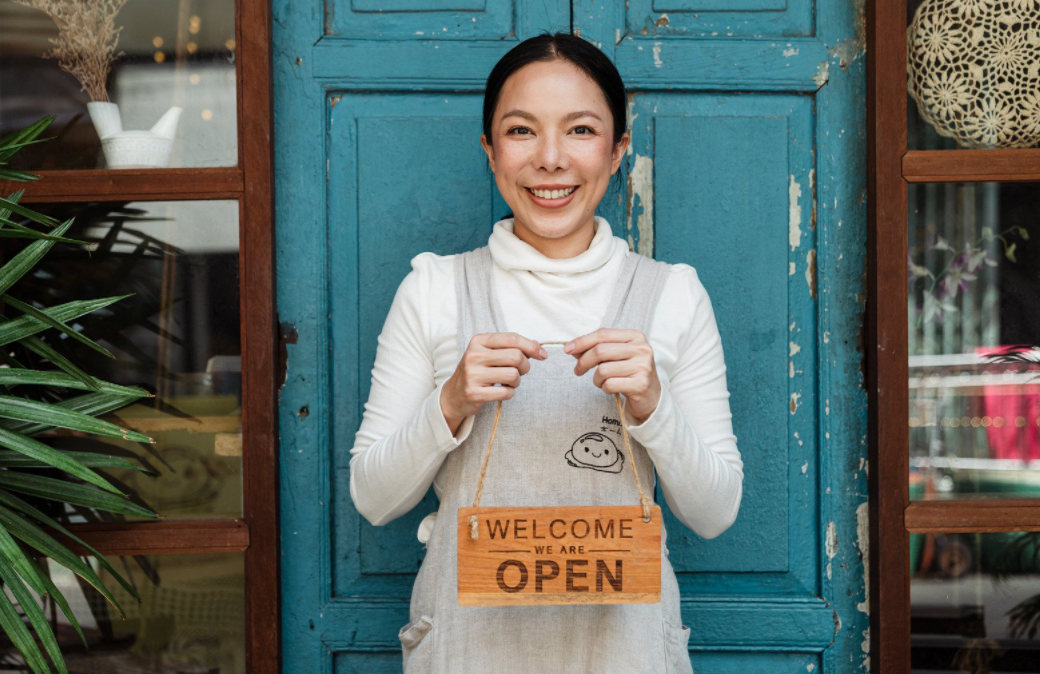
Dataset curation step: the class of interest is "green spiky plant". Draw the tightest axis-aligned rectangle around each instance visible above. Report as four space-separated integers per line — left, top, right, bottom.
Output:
0 116 159 672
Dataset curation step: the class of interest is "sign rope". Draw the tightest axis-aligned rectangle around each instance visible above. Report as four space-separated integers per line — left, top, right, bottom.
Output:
468 341 654 540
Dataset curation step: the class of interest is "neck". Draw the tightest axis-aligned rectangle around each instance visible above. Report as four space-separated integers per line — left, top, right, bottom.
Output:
511 216 596 259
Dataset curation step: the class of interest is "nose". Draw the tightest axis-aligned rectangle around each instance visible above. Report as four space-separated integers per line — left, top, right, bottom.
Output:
534 131 569 172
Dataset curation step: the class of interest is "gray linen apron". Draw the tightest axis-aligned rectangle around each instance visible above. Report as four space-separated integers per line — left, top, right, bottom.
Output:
398 245 693 674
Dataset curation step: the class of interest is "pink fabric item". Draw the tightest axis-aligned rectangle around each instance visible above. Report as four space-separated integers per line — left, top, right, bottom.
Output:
976 345 1040 461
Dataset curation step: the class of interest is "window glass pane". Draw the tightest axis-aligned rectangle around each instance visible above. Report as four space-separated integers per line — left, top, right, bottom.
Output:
4 200 242 521
908 183 1040 500
911 532 1040 672
906 0 1040 151
0 0 237 169
2 552 245 673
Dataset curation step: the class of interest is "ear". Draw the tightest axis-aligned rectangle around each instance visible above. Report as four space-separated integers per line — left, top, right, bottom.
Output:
480 133 495 172
611 132 630 174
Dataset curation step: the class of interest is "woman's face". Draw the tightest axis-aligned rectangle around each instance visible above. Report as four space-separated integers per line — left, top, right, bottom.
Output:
481 59 629 253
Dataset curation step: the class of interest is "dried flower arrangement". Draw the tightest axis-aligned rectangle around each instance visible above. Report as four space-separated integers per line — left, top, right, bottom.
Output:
10 0 130 102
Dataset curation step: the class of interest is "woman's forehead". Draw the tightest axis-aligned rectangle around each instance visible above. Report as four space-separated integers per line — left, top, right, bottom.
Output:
496 61 609 115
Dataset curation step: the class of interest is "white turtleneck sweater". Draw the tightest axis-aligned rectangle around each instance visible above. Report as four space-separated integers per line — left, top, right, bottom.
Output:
349 216 744 544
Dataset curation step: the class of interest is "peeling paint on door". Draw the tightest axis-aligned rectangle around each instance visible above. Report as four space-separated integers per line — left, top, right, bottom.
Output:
627 154 654 256
789 174 803 250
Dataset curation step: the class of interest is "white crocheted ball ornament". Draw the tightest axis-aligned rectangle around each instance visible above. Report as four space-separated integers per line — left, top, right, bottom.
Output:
907 0 1040 148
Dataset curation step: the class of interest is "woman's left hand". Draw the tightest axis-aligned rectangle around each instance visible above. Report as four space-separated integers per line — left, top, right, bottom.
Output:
565 328 661 423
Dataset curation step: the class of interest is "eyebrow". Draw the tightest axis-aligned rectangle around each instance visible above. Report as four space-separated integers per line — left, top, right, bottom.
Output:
500 109 604 123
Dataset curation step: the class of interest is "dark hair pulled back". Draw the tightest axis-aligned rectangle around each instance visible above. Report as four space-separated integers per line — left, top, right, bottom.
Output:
482 31 627 195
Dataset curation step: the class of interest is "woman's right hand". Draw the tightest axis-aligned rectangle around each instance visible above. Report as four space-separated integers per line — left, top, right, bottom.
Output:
440 332 547 435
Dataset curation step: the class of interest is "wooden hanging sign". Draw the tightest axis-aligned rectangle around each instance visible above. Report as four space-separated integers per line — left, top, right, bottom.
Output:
457 504 661 606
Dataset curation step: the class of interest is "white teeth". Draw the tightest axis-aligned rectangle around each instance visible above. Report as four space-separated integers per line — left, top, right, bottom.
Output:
530 186 576 199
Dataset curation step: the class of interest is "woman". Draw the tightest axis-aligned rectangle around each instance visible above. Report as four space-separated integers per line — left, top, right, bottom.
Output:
349 32 744 674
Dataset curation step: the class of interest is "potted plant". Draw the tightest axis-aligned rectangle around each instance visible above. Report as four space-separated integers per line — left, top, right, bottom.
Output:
0 117 161 673
10 0 182 169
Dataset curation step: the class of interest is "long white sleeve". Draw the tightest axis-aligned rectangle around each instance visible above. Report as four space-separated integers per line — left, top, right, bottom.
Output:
348 254 474 527
622 264 744 539
348 217 743 543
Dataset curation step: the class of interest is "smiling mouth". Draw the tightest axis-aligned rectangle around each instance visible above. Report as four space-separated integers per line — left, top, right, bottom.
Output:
525 185 579 200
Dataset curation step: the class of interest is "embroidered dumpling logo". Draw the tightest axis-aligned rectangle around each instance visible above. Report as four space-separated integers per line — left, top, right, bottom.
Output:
565 432 625 474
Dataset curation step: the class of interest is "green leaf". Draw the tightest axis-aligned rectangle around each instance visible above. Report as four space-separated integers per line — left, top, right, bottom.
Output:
3 295 115 359
1006 242 1017 263
1 392 146 436
0 551 67 674
0 294 131 348
0 138 52 160
0 448 154 473
0 217 74 297
0 116 54 162
23 554 87 648
0 525 75 670
0 569 52 674
0 425 123 493
0 549 68 674
0 395 153 443
0 502 129 618
0 368 151 398
0 489 143 601
0 521 49 597
0 449 154 474
0 472 155 519
0 116 53 147
0 215 87 244
0 189 25 224
0 168 39 182
0 197 59 228
15 334 100 391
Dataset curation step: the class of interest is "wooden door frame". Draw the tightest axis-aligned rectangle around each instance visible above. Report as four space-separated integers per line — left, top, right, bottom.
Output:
866 0 1040 672
0 0 279 671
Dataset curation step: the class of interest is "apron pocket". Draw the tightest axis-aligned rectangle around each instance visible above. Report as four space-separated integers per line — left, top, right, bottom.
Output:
664 619 693 674
399 614 434 670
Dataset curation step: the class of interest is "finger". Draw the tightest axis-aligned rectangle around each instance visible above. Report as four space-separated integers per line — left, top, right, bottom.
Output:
481 332 548 359
598 375 640 395
591 360 641 388
564 328 641 356
476 366 523 388
478 347 531 375
574 342 640 376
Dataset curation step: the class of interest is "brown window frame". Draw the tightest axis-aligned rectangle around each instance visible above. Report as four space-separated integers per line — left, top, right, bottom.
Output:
0 0 279 671
867 0 1040 672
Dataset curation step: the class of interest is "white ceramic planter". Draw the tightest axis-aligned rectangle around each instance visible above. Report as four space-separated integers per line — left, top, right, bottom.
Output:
87 102 183 168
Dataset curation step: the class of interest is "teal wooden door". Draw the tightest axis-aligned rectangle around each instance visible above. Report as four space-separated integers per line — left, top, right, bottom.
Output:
274 1 868 672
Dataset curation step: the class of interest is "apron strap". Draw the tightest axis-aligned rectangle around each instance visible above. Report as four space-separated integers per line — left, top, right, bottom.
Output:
468 382 652 540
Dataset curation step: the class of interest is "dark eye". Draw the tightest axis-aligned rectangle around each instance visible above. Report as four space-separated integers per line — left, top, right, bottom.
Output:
506 126 530 135
584 447 589 452
605 450 609 454
573 125 594 134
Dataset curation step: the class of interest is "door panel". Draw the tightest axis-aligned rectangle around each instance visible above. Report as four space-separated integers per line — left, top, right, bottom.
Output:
625 0 813 36
329 94 493 589
275 0 868 670
644 96 814 584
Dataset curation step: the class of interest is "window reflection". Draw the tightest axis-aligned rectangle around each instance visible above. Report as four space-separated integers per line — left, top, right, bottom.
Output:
912 532 1040 672
0 0 237 169
6 200 242 521
908 183 1040 500
2 552 245 673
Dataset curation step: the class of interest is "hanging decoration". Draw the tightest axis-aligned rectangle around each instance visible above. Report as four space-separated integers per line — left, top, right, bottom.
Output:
907 0 1040 148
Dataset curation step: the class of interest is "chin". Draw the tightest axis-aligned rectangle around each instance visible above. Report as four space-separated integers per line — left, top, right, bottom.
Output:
519 217 583 239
